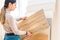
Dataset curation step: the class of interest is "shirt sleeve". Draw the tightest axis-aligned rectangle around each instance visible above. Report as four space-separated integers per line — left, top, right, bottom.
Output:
7 14 26 35
16 18 22 21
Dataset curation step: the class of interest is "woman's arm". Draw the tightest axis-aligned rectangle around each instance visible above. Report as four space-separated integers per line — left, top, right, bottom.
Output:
16 18 22 21
16 17 27 21
7 15 27 35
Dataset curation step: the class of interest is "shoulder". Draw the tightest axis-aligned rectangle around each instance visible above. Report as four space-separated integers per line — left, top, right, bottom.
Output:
6 13 13 20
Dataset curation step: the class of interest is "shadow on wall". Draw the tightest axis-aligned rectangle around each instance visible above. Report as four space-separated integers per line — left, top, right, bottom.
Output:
47 18 52 26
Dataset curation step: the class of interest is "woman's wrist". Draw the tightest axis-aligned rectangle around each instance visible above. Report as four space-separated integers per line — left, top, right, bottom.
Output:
26 31 27 35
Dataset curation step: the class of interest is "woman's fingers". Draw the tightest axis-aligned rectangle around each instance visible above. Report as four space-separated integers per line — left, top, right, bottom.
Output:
27 32 32 37
23 17 27 20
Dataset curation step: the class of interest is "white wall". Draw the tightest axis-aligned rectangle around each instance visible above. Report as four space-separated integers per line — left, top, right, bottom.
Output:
26 0 55 18
52 0 60 40
0 0 5 9
0 23 5 40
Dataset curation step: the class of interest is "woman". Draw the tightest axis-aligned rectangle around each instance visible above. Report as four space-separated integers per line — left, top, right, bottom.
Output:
0 0 32 40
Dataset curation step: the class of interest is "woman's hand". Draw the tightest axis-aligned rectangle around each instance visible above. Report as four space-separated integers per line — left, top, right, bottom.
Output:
22 17 27 20
16 17 27 21
26 31 32 37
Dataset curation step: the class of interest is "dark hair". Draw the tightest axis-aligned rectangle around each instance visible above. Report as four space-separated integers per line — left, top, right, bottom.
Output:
4 0 16 8
0 0 16 24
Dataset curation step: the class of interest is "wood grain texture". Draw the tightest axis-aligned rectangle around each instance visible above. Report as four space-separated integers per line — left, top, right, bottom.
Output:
23 34 48 40
18 9 49 40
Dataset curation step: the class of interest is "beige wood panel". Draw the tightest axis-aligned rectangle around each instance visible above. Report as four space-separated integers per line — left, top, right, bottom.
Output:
23 34 48 40
18 9 49 33
18 9 49 40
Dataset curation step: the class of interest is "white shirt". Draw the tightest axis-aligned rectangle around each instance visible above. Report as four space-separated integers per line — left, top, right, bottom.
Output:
3 10 26 35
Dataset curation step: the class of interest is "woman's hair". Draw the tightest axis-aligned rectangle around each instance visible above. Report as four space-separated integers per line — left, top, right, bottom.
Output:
0 8 6 24
4 0 16 8
0 0 16 24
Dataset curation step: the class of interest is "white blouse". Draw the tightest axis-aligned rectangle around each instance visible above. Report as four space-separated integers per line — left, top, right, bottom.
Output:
3 10 26 35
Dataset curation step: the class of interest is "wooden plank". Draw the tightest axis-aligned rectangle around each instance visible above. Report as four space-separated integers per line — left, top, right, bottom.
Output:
18 9 49 33
18 9 49 40
23 34 48 40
